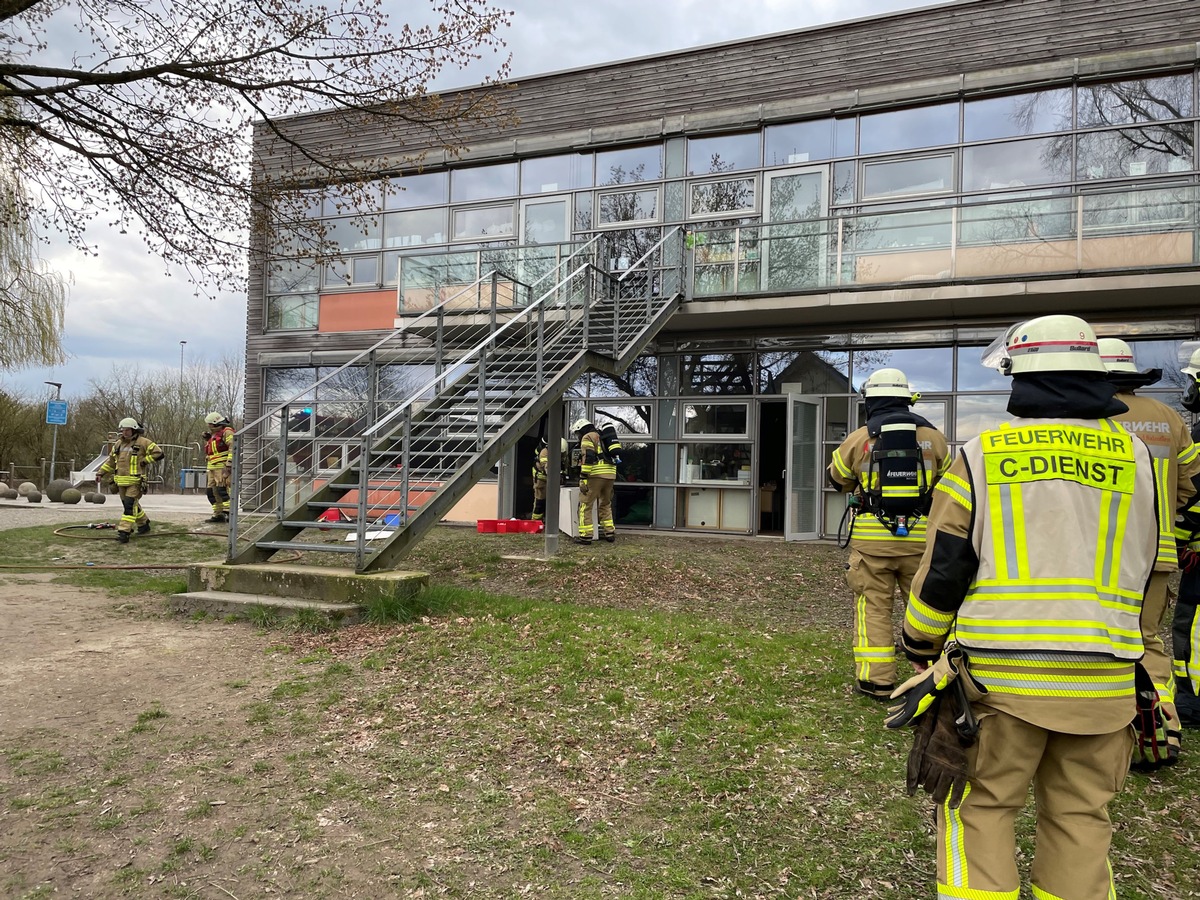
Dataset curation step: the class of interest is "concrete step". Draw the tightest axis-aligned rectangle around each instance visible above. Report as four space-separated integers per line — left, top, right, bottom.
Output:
171 590 363 625
187 561 428 605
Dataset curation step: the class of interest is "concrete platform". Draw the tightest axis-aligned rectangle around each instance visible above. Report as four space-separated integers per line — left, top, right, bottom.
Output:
170 590 364 624
176 560 429 626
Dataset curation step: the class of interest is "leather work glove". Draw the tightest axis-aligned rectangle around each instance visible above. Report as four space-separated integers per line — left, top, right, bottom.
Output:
886 645 976 729
906 692 972 808
1131 663 1178 771
579 478 588 494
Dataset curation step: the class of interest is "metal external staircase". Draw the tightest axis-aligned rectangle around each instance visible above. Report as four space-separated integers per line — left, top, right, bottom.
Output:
228 228 685 573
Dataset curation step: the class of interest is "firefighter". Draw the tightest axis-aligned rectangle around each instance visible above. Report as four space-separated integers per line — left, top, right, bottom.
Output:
1099 337 1200 765
1175 345 1200 729
531 437 567 522
572 418 616 544
827 368 951 699
892 315 1159 899
203 412 235 523
98 417 164 543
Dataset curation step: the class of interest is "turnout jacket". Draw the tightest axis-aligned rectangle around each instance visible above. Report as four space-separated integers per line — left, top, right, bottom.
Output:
904 417 1158 734
1112 391 1200 570
204 425 235 471
579 429 616 481
828 423 951 556
99 435 164 487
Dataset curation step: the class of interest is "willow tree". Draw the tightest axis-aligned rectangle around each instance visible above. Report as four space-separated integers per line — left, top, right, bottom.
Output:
0 0 513 293
0 161 67 370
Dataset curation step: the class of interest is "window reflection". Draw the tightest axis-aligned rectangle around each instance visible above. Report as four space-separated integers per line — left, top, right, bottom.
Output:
384 209 446 247
589 360 658 397
964 88 1072 142
862 155 954 199
758 350 850 394
851 348 953 392
860 103 958 155
955 394 1010 442
682 353 754 394
1077 126 1193 180
521 153 592 192
266 295 318 331
687 132 762 175
962 137 1071 191
683 403 748 435
452 205 514 240
268 258 318 294
598 189 659 225
323 216 381 252
450 163 518 203
387 172 448 209
1077 73 1194 127
322 181 383 217
596 144 663 185
765 119 835 166
689 178 756 217
593 404 652 434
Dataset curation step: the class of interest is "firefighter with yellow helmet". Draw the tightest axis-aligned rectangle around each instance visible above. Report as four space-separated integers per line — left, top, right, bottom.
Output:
890 315 1159 898
203 412 235 523
97 417 164 543
1099 337 1200 766
827 367 951 699
531 436 567 522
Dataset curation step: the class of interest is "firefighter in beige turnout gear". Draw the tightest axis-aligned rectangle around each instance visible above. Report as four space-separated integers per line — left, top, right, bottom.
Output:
828 368 951 699
1100 338 1200 766
573 418 616 544
896 316 1159 900
203 412 235 523
98 418 165 543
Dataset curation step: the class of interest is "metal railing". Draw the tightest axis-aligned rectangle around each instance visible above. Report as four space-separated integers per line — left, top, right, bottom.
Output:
688 182 1200 297
229 226 684 570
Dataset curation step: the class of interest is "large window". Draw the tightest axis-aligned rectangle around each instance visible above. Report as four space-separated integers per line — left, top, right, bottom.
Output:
964 88 1073 142
862 154 955 200
765 119 835 167
452 204 515 240
1077 73 1194 127
687 132 762 175
266 294 318 331
860 103 959 155
598 188 659 226
596 144 663 185
387 172 448 209
384 209 446 247
962 137 1070 192
689 178 756 218
450 163 518 203
521 153 592 192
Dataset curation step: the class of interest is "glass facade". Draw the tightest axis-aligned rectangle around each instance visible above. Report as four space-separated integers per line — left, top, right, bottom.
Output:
256 60 1200 538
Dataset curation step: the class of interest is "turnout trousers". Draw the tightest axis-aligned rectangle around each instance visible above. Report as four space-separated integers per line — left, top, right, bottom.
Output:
845 549 920 688
937 709 1132 900
577 477 615 539
1174 556 1200 727
116 483 149 534
206 467 231 517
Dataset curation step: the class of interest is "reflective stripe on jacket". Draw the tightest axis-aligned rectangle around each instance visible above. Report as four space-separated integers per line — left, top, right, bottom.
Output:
99 436 164 486
954 418 1156 660
533 447 549 483
580 430 616 480
1112 392 1200 571
205 426 235 470
828 423 951 556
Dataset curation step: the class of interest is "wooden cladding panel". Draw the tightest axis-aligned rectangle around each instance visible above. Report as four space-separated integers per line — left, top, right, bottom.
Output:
254 0 1200 171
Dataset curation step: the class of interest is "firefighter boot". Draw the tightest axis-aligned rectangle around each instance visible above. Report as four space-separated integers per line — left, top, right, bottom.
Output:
117 531 130 544
137 522 151 535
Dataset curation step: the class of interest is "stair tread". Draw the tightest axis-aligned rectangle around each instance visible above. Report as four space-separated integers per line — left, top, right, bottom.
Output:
175 590 361 611
255 541 376 553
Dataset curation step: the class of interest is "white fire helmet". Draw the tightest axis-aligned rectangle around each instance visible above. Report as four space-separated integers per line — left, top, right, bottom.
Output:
1182 345 1200 378
1097 338 1138 373
204 412 226 426
985 315 1106 375
571 418 592 434
118 417 140 430
861 368 913 399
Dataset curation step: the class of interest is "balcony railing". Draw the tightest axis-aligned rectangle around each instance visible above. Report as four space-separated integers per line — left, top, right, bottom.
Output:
688 183 1200 298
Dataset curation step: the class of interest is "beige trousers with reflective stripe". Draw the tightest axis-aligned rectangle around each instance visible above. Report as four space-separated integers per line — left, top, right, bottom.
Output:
938 710 1131 900
845 549 920 687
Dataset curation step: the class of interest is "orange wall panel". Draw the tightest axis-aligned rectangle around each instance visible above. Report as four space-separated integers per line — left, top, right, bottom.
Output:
318 290 397 333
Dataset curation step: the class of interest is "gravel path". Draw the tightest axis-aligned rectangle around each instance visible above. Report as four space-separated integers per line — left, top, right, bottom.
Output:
0 493 214 533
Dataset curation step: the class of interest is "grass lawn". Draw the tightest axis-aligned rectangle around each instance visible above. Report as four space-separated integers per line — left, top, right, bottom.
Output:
0 524 1196 898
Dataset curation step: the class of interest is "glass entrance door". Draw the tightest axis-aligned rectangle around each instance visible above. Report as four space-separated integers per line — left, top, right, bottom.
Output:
763 167 829 291
785 394 822 541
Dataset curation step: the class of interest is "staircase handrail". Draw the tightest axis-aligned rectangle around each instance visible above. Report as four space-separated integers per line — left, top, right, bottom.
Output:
360 225 683 442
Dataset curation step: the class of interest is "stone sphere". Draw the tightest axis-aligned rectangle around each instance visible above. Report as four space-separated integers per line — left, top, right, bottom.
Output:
17 481 37 497
83 492 96 503
2 488 17 500
46 478 72 502
26 491 42 503
61 488 83 505
90 493 107 504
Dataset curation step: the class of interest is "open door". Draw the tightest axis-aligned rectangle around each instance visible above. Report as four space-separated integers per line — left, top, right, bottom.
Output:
784 394 821 541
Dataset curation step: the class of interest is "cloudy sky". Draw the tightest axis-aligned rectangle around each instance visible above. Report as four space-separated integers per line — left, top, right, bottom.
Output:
10 0 936 400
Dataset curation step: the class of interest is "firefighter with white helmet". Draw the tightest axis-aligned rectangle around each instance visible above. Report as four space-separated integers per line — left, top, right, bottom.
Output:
892 315 1159 898
1174 342 1200 730
572 417 617 544
1099 337 1200 765
202 412 235 523
827 367 951 699
97 417 164 543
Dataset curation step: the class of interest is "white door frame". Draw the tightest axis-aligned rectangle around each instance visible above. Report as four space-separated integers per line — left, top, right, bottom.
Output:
784 393 823 541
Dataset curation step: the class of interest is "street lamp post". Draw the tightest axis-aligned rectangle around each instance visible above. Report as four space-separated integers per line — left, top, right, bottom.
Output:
44 381 62 484
179 340 187 392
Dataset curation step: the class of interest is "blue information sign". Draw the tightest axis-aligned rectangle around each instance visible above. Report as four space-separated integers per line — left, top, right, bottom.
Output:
46 399 69 426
